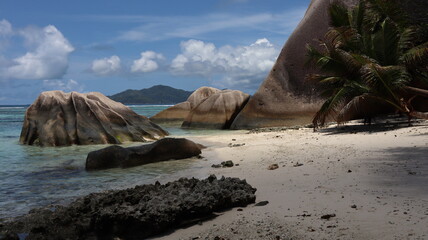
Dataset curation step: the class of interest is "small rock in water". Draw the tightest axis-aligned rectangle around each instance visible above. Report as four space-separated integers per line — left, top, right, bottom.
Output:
268 164 279 170
255 201 269 206
351 204 357 209
293 162 304 167
211 164 222 168
347 169 352 173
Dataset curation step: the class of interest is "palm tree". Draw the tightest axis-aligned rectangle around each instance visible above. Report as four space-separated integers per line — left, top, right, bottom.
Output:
306 0 428 128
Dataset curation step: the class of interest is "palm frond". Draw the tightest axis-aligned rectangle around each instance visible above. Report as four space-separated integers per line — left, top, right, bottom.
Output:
306 74 344 84
325 27 361 51
336 93 370 123
349 1 366 33
409 68 428 86
313 82 368 128
329 1 350 28
398 27 417 52
313 87 348 128
364 0 409 28
361 64 410 101
372 18 400 65
401 42 428 67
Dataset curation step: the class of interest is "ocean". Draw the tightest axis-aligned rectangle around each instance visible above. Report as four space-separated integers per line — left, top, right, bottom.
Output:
0 105 219 220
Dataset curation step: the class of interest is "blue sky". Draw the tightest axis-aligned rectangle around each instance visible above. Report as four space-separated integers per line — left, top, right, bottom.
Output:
0 0 310 104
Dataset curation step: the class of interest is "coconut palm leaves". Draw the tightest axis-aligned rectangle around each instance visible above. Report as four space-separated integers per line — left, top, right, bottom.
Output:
307 0 428 128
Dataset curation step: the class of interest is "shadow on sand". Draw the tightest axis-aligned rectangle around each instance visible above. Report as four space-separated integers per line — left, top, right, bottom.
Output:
318 117 426 135
368 146 428 194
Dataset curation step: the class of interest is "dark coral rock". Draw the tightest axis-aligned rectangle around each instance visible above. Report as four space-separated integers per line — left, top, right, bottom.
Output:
2 176 256 240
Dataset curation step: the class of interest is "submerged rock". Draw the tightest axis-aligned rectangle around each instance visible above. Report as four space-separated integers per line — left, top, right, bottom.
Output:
20 91 168 147
86 138 204 170
2 175 257 240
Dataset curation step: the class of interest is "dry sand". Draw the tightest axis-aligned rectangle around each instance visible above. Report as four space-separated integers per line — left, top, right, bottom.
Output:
153 120 428 240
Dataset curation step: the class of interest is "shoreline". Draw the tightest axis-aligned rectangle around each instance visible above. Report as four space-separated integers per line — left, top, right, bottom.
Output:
154 120 428 239
1 119 427 239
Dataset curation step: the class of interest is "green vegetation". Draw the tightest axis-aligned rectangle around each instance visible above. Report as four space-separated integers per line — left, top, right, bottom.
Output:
109 85 193 105
306 0 428 128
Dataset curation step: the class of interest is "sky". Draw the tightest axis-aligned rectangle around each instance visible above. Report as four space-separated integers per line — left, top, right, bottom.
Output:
0 0 311 104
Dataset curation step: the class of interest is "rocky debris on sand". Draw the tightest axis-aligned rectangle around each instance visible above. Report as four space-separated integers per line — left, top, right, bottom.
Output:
255 201 269 207
222 161 234 167
212 161 235 168
268 164 279 170
86 138 204 170
1 175 256 240
228 143 245 147
293 162 304 167
20 91 168 146
320 214 336 220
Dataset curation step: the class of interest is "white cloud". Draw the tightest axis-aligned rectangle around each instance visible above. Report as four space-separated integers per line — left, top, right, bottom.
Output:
91 55 121 76
43 79 84 92
0 19 13 50
0 19 12 36
171 38 279 89
5 25 74 80
131 51 164 73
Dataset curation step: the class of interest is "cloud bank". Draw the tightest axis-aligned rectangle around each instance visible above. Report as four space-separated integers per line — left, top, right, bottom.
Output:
171 38 279 89
43 79 84 92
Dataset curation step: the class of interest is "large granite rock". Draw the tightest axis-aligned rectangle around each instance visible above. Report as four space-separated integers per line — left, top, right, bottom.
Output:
182 90 250 129
231 0 358 129
86 138 204 170
20 91 168 147
150 86 220 123
231 0 428 129
187 86 221 108
149 101 192 124
1 176 256 240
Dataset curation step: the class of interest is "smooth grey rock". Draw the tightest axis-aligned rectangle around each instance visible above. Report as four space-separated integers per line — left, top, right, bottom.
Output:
20 91 168 146
86 138 204 170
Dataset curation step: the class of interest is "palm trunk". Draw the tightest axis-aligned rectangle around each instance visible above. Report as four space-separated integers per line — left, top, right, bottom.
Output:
404 86 428 97
410 111 428 119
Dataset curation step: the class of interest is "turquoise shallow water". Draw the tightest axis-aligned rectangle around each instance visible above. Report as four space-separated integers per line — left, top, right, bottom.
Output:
0 105 220 219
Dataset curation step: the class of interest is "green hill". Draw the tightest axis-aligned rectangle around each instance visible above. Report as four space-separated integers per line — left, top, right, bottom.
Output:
109 85 193 104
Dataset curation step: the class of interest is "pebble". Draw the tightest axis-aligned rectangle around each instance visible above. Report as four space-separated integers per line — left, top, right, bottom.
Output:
268 164 279 170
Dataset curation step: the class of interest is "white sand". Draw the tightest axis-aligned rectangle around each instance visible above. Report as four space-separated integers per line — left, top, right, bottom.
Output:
153 120 428 240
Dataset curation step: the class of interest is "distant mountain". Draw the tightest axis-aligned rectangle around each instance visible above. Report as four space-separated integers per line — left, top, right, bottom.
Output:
108 85 193 105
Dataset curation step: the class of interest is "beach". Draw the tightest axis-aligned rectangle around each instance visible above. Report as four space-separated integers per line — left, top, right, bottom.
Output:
153 120 428 240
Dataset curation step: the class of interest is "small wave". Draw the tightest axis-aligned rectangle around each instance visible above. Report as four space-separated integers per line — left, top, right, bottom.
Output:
0 107 26 109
